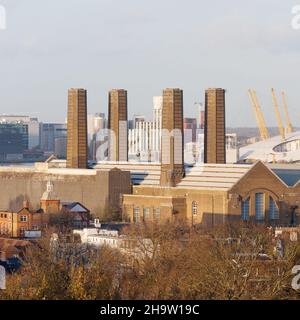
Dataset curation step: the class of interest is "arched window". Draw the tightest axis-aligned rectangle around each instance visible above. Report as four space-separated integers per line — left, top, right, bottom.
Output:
133 207 140 223
255 193 264 221
154 208 161 222
143 208 150 221
269 197 279 220
241 197 250 221
192 201 198 216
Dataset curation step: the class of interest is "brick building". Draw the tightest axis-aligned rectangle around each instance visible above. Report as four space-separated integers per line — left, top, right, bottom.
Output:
0 181 92 238
122 161 300 227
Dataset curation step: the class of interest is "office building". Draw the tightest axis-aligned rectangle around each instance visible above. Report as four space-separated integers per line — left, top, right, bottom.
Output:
40 123 67 158
0 115 40 150
87 113 107 161
128 96 162 162
184 118 197 144
196 103 205 129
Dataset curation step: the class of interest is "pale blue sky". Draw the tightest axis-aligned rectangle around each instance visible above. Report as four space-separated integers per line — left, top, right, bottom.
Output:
0 0 299 127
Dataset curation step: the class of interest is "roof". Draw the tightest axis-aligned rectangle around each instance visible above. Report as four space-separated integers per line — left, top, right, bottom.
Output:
268 163 300 187
239 131 300 163
177 163 253 191
4 159 300 192
61 202 90 213
95 162 254 191
0 238 31 260
94 162 161 186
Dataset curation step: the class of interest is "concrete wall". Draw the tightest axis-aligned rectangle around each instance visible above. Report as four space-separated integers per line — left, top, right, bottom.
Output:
0 167 131 220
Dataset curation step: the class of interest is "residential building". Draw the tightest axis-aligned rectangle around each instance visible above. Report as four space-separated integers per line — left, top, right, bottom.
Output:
0 181 92 238
74 226 154 259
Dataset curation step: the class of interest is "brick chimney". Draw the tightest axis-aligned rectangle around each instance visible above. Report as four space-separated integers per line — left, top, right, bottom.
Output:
160 88 185 187
204 88 226 164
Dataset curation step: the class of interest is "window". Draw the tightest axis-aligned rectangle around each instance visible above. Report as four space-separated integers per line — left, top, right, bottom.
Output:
192 201 198 216
20 216 28 222
255 193 264 221
269 197 279 220
241 198 250 221
143 208 150 221
154 208 161 222
19 227 27 234
133 207 140 223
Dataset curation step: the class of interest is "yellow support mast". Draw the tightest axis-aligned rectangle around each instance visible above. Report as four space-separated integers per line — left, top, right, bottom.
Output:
248 89 269 140
281 90 293 134
271 88 285 141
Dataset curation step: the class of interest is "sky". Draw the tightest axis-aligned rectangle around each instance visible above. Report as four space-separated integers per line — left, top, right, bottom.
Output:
0 0 299 127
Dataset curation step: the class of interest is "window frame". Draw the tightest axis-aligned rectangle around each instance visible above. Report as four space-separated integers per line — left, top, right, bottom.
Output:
192 201 198 216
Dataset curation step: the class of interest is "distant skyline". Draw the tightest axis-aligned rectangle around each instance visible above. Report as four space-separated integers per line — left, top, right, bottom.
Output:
0 0 300 127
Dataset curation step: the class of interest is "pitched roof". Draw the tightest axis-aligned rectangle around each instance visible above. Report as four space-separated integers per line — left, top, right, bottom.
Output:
177 163 253 191
95 162 254 191
61 202 90 213
268 163 300 187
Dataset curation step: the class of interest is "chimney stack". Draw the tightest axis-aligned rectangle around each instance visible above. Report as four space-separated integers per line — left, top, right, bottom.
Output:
67 88 88 169
204 88 226 164
160 88 185 187
108 89 128 162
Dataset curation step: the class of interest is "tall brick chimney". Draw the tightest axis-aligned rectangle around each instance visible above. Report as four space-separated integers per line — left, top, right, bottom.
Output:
67 88 88 169
204 88 226 164
160 88 185 187
108 89 128 162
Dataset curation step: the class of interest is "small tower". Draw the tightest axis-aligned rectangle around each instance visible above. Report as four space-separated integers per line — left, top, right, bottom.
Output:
40 181 60 214
23 200 30 210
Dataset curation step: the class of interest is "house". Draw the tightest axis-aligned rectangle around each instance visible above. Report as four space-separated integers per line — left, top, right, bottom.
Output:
0 238 31 272
0 181 91 238
0 201 47 238
60 202 90 229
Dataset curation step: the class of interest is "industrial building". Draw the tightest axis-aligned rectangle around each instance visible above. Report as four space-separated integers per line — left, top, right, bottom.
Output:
0 87 299 229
